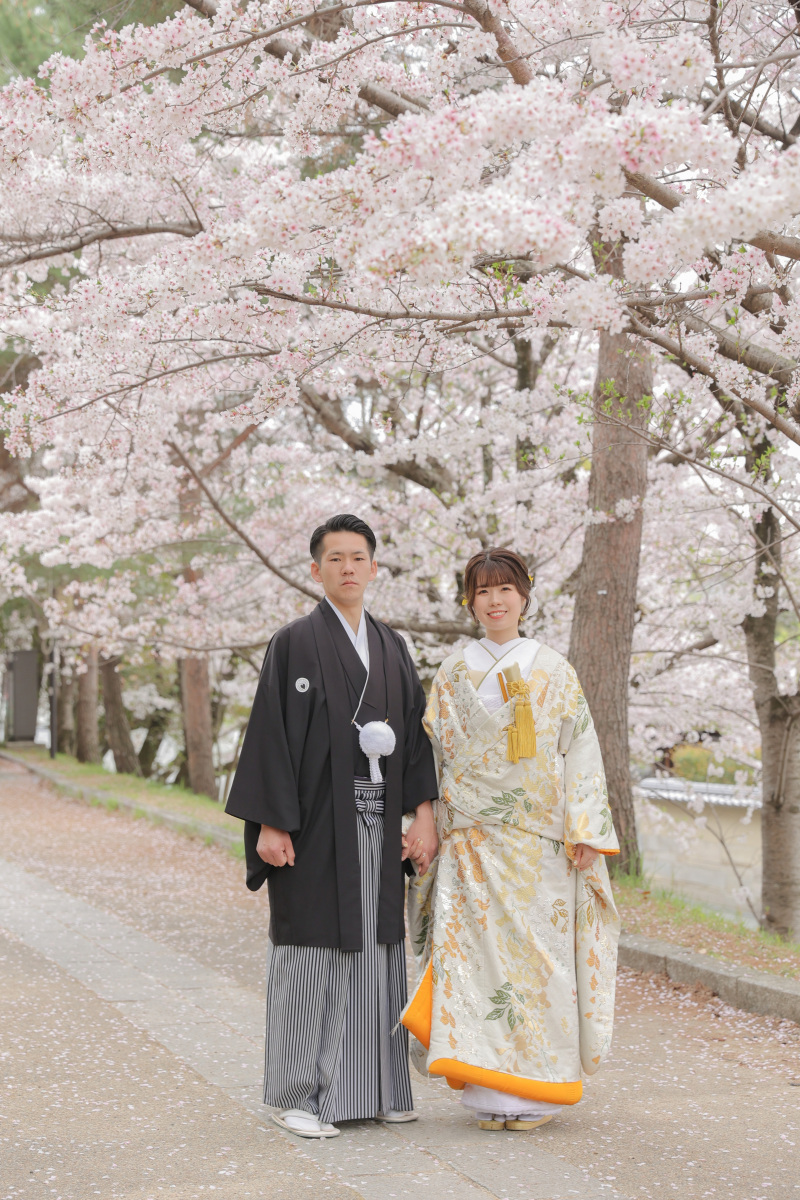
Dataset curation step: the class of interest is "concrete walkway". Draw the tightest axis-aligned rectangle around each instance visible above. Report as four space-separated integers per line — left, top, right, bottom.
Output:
2 759 800 1200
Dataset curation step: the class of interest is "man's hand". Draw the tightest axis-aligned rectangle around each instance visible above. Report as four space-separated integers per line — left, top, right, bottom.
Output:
573 843 599 871
402 800 438 876
257 824 296 868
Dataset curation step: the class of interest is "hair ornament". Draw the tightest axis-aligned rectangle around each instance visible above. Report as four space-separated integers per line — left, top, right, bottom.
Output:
461 597 467 606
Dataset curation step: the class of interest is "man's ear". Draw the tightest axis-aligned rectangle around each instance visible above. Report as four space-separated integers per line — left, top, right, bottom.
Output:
310 559 323 583
369 557 378 581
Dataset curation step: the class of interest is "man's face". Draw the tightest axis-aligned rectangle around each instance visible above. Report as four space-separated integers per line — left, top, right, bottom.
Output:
310 531 377 606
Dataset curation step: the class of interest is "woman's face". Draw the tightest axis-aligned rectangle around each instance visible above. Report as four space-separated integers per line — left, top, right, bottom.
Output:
472 581 526 641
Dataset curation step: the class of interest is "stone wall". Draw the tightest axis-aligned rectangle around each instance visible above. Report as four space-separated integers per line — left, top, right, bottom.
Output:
635 787 762 927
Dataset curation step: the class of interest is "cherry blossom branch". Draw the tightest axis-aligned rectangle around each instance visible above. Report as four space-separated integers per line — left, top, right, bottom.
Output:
261 36 424 114
625 314 800 448
40 352 276 422
178 0 426 120
256 23 463 85
107 0 469 100
675 312 797 388
253 284 540 323
461 0 534 86
624 170 800 262
0 219 202 268
202 28 424 119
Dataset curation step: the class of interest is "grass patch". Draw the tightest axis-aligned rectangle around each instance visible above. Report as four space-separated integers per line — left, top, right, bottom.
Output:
613 871 800 980
4 744 237 828
1 743 244 858
668 743 756 785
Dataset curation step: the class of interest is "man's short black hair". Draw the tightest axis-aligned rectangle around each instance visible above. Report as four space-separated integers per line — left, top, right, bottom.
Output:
310 514 377 563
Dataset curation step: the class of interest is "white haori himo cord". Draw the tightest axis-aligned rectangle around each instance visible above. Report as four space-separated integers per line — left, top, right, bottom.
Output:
351 660 396 783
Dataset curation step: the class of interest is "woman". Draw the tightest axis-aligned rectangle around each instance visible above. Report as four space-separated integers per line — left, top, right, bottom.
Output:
402 549 620 1131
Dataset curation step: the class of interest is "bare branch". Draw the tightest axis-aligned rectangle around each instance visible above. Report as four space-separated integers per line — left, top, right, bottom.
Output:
597 389 800 533
198 423 260 478
723 94 797 148
636 635 720 682
357 80 423 117
386 617 476 638
299 384 456 498
181 0 217 16
167 440 323 602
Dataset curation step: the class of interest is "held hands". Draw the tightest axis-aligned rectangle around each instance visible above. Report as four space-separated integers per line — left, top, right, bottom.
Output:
257 824 296 868
573 842 599 871
402 800 438 876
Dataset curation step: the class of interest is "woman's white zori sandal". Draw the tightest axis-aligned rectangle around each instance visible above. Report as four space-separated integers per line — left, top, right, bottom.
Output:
478 1114 556 1131
271 1109 341 1138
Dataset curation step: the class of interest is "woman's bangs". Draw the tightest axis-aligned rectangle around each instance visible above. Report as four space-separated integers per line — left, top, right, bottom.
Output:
472 561 518 591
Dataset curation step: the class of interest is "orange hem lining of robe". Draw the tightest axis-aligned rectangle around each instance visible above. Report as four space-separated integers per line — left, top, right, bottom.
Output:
401 963 582 1105
428 1060 583 1105
401 961 433 1047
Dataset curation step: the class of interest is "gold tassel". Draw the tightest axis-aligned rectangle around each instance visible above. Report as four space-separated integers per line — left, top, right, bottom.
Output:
511 684 537 758
506 723 519 764
504 676 537 760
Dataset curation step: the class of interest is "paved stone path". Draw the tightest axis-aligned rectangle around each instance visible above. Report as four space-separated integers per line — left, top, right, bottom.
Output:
2 759 800 1200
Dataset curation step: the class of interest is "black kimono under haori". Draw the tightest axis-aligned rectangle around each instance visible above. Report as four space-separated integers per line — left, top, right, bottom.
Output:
225 600 437 1122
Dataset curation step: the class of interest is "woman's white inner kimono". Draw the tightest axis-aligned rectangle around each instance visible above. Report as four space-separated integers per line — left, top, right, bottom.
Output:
403 636 621 1111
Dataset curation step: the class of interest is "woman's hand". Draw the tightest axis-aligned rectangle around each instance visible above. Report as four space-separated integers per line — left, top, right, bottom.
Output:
573 843 599 871
402 800 438 876
257 824 295 867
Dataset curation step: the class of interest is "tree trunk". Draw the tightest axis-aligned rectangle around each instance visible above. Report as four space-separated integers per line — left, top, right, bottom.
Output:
742 505 800 936
172 453 218 799
567 330 652 874
75 647 101 764
179 656 217 798
138 708 171 778
100 656 142 776
57 670 76 755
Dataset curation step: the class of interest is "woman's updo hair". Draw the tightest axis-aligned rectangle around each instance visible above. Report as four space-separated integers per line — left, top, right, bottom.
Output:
463 548 534 620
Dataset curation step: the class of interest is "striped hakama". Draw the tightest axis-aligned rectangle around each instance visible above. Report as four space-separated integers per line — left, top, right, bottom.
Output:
263 778 413 1123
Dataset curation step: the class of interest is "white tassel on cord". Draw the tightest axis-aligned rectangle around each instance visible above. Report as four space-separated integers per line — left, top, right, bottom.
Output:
357 720 397 783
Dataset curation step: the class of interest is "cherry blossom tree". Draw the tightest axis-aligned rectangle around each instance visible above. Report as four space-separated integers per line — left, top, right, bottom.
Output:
3 0 800 923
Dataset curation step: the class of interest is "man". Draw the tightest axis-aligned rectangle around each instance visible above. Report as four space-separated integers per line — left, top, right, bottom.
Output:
225 514 439 1139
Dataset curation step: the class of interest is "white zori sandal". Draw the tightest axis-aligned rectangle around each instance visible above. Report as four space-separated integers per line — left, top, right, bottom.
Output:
271 1109 341 1139
375 1110 418 1123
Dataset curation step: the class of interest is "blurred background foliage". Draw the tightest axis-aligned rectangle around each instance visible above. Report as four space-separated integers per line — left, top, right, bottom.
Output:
0 0 176 84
